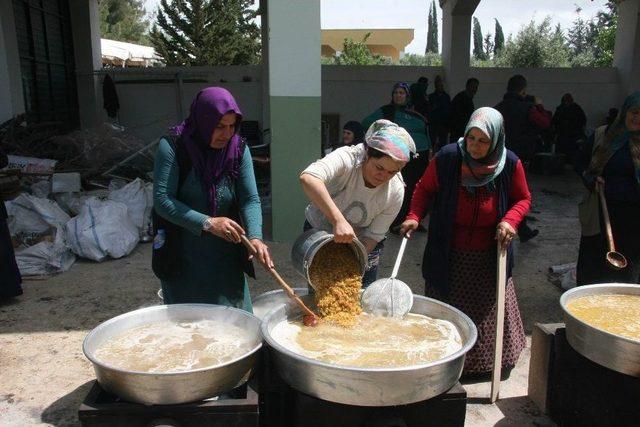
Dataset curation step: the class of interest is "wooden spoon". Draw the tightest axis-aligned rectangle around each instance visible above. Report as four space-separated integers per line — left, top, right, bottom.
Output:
240 236 319 326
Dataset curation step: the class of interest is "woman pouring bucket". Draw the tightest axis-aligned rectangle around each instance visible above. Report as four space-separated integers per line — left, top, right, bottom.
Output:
299 120 416 287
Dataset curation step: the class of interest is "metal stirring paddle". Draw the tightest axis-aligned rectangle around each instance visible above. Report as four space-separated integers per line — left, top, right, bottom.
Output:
361 235 413 317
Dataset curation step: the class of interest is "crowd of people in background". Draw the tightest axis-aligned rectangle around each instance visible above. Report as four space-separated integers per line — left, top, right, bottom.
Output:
333 73 614 246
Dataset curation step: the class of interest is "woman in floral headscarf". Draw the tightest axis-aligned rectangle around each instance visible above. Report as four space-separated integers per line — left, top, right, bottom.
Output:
401 107 531 376
300 119 416 286
153 87 272 310
576 91 640 285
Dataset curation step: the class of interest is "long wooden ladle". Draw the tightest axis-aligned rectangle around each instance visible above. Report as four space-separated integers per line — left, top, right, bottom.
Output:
240 235 319 326
597 182 628 270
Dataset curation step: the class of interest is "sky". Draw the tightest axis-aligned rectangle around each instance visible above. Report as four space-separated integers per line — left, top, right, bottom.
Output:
143 0 610 54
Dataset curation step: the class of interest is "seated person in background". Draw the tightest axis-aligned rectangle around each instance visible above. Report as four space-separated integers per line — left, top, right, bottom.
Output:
329 121 365 154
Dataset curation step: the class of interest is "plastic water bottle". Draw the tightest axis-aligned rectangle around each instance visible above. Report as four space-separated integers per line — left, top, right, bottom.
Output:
153 229 166 249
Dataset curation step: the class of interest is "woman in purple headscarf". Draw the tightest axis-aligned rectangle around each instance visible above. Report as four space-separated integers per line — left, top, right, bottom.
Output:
153 87 272 310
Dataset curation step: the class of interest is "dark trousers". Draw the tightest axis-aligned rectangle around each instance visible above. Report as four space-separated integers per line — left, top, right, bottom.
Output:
429 125 449 152
392 153 429 227
1 215 22 300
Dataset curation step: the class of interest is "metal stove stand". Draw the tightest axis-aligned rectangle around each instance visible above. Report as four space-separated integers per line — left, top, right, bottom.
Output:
79 382 259 427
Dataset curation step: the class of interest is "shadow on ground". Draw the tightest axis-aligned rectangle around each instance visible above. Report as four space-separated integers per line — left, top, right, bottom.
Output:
41 381 94 426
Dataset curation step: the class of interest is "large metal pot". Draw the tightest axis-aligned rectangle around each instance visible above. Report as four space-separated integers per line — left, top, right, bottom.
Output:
252 288 308 321
560 283 640 377
83 304 262 404
261 294 477 406
291 228 367 288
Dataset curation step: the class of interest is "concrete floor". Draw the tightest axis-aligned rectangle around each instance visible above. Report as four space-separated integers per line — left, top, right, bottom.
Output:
0 171 582 426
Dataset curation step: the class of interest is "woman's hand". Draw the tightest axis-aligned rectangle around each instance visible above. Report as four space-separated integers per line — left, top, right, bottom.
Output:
400 219 419 237
249 239 274 268
204 217 245 243
596 176 605 190
496 221 516 252
333 218 356 243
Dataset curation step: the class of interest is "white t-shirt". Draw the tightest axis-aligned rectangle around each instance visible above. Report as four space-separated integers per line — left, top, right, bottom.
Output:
302 145 404 242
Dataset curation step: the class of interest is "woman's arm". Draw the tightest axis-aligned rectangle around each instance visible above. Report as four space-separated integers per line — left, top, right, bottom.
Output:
502 160 531 230
236 146 262 240
236 146 273 267
300 173 355 243
153 138 209 236
407 159 439 222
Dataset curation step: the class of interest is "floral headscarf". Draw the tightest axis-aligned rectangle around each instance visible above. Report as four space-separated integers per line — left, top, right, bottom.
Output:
364 119 416 162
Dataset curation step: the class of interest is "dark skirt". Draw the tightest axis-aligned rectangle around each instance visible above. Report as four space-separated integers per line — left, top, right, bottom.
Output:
577 201 640 286
426 249 525 374
1 215 22 300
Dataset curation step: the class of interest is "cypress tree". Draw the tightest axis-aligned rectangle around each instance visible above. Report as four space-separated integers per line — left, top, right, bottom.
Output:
494 19 505 56
473 17 486 60
150 0 261 66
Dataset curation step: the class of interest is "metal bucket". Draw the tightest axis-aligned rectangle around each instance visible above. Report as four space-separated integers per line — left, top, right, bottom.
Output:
261 294 477 406
290 228 367 288
83 304 263 404
560 283 640 377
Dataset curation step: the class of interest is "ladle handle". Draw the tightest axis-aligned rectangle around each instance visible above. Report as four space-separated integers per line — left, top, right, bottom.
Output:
390 236 409 279
240 236 317 319
597 183 616 252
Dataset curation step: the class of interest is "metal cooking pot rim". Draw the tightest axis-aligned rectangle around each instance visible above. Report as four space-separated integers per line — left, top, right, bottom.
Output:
261 296 478 373
560 283 640 345
83 303 263 376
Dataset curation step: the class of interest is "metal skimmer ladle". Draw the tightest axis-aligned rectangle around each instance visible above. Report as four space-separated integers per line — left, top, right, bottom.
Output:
598 182 628 270
361 235 413 317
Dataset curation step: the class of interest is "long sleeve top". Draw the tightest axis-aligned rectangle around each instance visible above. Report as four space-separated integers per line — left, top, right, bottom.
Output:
153 137 262 239
362 105 431 152
407 159 531 251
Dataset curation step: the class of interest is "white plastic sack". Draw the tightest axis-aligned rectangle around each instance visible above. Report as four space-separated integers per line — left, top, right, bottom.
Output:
108 178 148 233
5 193 71 236
65 197 139 261
31 180 51 198
14 227 75 276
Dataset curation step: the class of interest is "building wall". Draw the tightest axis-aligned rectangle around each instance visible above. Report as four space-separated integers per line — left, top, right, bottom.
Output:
104 65 619 143
0 0 25 123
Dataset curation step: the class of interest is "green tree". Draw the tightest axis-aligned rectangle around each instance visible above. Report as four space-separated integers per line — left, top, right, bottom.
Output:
472 17 486 61
591 1 618 67
483 33 493 60
567 7 589 56
398 52 442 66
329 33 391 65
149 0 261 66
100 0 150 44
494 19 505 56
425 0 439 54
496 18 570 68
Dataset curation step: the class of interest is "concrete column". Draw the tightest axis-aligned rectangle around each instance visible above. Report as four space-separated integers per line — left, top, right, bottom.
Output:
614 0 640 100
440 0 479 94
259 0 270 129
0 0 25 122
267 0 321 241
69 0 102 128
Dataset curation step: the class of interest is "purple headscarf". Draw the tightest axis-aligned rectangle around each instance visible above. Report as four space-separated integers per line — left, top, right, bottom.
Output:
171 87 245 215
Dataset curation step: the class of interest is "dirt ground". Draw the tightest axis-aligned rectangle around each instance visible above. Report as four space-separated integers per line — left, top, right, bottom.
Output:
0 171 582 426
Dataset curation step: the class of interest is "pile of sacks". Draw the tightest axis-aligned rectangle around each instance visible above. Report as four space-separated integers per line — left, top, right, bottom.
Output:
6 178 153 276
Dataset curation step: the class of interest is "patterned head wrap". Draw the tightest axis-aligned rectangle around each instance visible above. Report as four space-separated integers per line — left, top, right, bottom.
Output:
457 107 507 191
364 119 416 162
